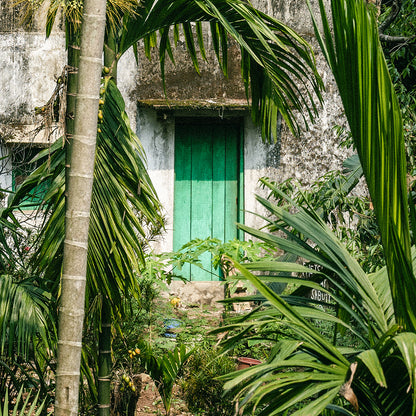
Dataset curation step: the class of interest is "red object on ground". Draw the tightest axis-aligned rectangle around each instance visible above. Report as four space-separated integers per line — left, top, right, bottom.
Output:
237 357 262 370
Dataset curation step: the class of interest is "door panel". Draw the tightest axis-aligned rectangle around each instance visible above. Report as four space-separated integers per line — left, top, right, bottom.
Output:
173 120 241 281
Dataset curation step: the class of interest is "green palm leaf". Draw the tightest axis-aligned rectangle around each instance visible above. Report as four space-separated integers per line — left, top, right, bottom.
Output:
5 77 163 314
220 260 350 415
0 274 52 357
119 0 323 140
239 195 389 338
307 0 416 330
138 341 192 415
88 77 163 307
220 176 413 413
219 0 416 413
1 386 46 416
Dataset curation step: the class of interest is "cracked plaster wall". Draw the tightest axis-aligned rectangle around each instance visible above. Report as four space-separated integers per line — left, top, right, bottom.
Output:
0 1 66 143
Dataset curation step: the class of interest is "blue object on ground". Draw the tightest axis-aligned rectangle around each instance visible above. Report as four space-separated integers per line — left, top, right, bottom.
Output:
163 319 182 338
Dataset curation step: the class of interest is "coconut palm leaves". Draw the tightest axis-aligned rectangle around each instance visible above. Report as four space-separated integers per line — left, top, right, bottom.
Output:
119 0 323 140
5 76 162 326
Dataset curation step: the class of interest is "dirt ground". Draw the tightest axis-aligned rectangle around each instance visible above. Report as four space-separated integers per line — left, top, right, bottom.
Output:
133 305 227 415
114 303 240 416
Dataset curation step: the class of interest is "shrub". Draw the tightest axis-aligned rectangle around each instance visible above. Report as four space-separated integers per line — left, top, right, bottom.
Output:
181 348 236 416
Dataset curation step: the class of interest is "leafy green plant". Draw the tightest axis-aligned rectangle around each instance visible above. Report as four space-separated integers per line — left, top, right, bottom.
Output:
263 167 384 273
170 238 272 278
1 387 47 416
136 341 192 416
137 253 171 317
0 227 55 410
181 347 236 416
218 180 412 414
379 0 416 170
175 312 220 349
309 0 415 329
214 0 416 414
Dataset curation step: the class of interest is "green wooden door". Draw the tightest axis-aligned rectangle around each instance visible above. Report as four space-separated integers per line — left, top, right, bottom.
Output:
173 119 242 281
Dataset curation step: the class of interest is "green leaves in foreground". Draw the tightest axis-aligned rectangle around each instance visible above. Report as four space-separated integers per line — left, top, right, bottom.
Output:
138 342 192 416
88 77 163 308
218 182 416 414
0 274 52 357
5 76 163 318
306 0 416 330
219 0 416 405
1 387 46 416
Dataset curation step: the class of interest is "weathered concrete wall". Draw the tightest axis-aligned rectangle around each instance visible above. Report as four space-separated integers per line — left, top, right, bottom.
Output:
0 1 66 205
0 1 66 143
134 36 246 103
252 0 331 35
118 48 141 133
135 0 349 231
132 0 331 102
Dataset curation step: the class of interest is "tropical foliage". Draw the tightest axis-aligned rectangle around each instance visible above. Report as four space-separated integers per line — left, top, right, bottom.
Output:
181 347 236 416
216 0 416 414
0 74 163 411
136 341 192 416
1 387 47 416
378 0 416 176
262 163 383 273
6 74 161 319
3 0 325 410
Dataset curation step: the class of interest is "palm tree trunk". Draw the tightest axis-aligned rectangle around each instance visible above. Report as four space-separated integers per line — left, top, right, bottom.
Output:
98 300 112 416
97 29 118 416
65 28 81 192
54 1 107 415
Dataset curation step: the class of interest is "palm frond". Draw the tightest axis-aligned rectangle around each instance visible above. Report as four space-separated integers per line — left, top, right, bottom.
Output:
307 0 416 330
119 0 323 140
219 166 414 413
6 78 163 314
0 274 53 357
15 0 138 37
220 260 350 416
88 76 163 307
239 191 390 338
1 386 46 416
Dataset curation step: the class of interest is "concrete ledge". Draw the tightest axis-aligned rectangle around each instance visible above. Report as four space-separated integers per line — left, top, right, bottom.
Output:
138 98 248 111
167 280 226 307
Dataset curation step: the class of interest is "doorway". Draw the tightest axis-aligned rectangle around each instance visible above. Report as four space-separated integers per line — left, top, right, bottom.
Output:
173 118 243 281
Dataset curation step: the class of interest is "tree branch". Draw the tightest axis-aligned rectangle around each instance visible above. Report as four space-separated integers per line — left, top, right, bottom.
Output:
377 0 416 45
379 33 416 45
379 0 401 33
